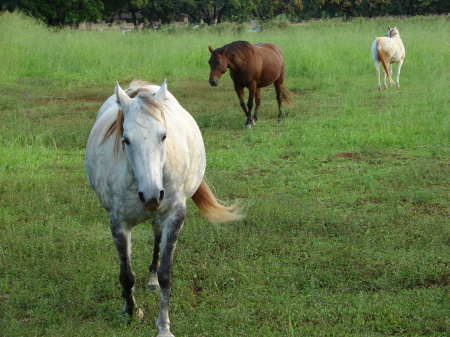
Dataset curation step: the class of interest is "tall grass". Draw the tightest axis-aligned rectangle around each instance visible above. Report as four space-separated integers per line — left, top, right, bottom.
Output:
0 12 449 337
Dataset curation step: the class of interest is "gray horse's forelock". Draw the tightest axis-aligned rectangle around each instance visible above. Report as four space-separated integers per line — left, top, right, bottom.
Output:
101 84 166 151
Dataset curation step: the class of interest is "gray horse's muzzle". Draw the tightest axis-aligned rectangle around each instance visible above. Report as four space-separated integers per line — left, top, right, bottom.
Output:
139 190 164 211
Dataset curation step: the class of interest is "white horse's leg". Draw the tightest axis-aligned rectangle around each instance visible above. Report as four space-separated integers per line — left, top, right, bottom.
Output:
396 60 403 88
148 221 162 291
156 207 186 337
388 64 396 87
110 217 144 319
375 61 382 90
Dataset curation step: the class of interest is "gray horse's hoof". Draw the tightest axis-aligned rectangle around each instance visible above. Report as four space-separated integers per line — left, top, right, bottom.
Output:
148 284 161 292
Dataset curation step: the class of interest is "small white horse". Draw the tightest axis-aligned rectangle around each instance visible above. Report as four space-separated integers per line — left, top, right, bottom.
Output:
371 26 405 90
85 80 242 337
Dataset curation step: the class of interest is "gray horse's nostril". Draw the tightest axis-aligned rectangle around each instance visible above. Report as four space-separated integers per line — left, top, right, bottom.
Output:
159 190 165 202
138 191 145 203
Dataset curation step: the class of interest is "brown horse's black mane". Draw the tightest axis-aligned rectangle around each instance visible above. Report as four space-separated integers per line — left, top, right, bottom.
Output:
221 40 252 57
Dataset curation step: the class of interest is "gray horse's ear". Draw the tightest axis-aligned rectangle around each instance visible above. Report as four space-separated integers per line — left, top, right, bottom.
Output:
208 46 214 54
115 81 131 110
153 79 167 106
388 26 391 30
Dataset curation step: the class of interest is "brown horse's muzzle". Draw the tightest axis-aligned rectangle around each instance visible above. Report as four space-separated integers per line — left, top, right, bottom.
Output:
209 78 219 86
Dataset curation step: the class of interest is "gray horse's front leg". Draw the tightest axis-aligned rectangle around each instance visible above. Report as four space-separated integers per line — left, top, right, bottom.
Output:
156 207 186 337
148 220 162 291
110 217 143 320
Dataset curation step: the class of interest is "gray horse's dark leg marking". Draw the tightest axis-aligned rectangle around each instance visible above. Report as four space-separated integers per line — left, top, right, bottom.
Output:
110 216 140 318
156 206 186 337
149 220 162 290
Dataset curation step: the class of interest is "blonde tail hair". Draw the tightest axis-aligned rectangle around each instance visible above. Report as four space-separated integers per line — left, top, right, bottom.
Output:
192 180 243 223
377 39 394 84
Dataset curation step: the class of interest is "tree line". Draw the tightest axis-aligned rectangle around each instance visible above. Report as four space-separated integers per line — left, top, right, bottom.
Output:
1 0 448 28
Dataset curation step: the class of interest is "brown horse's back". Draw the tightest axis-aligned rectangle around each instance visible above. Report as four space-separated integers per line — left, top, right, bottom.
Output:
229 42 285 88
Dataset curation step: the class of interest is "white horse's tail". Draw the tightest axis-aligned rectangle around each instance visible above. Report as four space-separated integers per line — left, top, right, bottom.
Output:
192 179 243 223
377 39 394 83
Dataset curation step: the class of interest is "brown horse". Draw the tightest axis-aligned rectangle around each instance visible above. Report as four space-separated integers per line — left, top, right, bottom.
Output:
208 41 292 127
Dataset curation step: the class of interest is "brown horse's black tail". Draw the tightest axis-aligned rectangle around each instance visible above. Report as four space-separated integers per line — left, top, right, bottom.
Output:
281 87 294 106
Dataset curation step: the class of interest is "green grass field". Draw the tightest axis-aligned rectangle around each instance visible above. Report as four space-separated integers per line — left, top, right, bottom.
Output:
0 12 449 336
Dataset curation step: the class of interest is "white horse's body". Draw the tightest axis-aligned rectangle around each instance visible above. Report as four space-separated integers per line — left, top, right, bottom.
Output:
371 27 405 90
86 80 242 337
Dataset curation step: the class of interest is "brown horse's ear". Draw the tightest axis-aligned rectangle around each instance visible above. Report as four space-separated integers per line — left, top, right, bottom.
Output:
388 26 391 30
208 46 214 54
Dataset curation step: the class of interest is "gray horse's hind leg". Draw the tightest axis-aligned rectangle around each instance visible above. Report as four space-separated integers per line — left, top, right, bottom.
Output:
156 206 186 337
148 220 162 291
110 217 143 319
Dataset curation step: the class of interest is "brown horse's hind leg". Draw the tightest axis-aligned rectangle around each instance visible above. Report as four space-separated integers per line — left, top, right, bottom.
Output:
274 81 283 123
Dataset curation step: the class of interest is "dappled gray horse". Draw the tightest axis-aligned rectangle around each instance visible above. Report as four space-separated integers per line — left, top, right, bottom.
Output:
85 80 242 337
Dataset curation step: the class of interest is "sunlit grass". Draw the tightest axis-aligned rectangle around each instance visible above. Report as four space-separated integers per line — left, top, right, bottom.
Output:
0 12 449 337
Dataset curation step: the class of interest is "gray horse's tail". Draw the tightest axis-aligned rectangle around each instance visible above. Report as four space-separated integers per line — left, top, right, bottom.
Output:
192 179 243 223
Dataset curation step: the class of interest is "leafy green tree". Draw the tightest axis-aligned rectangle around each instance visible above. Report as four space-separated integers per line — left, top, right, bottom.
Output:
178 0 241 25
0 0 104 27
249 0 304 21
305 0 449 18
140 0 185 25
389 0 449 15
103 0 150 26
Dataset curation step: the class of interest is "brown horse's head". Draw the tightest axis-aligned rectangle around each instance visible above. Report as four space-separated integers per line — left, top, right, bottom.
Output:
208 46 228 86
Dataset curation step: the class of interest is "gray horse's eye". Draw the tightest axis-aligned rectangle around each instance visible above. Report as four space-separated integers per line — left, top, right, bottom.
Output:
122 136 130 145
161 134 167 142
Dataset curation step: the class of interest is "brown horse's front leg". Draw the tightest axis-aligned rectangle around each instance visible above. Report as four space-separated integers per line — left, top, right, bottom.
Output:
246 84 257 126
253 88 261 125
234 85 251 126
